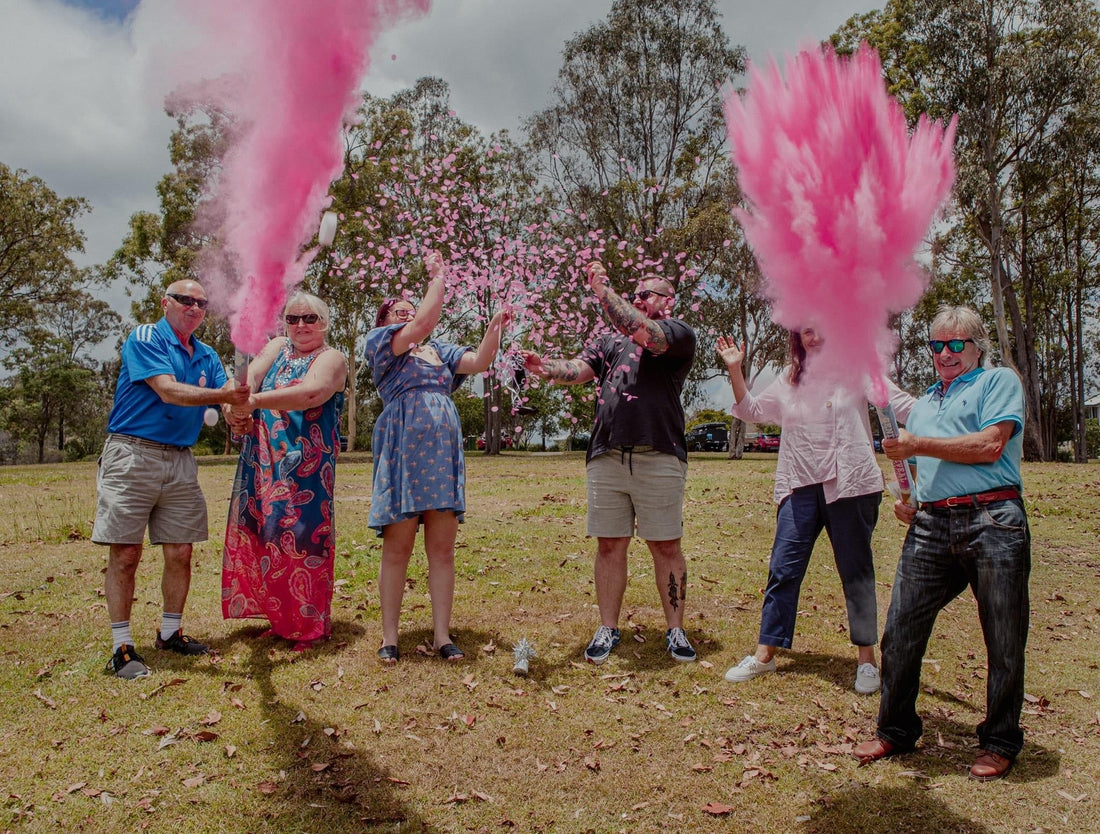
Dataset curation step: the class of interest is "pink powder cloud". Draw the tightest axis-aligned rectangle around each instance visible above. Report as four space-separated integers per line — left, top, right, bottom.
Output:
166 0 431 353
724 44 956 403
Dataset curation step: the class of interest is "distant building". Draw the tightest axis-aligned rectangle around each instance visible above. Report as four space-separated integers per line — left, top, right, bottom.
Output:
1086 394 1100 422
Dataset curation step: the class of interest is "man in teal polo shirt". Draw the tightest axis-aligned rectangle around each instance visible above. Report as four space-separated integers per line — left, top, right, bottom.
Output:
93 280 250 679
855 305 1029 782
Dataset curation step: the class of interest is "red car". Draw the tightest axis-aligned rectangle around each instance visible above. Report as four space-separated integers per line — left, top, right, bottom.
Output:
750 433 781 452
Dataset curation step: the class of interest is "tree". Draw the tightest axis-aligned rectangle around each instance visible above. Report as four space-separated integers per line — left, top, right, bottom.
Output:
526 0 749 355
0 163 90 345
1 288 121 462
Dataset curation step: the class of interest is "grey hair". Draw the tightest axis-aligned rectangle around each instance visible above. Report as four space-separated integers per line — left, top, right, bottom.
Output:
284 292 331 328
930 304 994 368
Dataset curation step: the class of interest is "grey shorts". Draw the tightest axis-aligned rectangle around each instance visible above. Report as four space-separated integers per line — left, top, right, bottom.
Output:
586 450 687 541
91 434 209 545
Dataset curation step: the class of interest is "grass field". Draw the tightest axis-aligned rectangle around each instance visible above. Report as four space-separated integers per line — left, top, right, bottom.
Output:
0 453 1098 833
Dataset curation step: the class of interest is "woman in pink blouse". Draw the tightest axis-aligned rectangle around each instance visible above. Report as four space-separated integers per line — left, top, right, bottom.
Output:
717 328 914 693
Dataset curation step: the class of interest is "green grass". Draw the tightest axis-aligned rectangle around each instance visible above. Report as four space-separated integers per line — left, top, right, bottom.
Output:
1 453 1098 832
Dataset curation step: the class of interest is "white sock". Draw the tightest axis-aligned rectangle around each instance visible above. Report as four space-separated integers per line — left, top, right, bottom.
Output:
111 621 133 652
161 612 183 642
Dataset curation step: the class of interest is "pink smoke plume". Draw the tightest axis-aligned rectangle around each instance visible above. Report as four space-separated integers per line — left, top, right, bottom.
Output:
167 0 431 353
724 44 956 403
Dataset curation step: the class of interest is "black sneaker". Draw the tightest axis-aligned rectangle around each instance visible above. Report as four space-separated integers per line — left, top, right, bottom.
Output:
584 625 621 665
155 629 209 656
106 644 151 679
666 627 697 662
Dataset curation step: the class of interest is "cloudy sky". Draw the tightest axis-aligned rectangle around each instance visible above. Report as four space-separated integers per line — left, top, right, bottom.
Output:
0 0 880 272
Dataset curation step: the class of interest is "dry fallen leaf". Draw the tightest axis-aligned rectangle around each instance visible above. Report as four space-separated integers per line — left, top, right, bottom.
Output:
182 775 205 789
704 802 735 816
257 781 279 795
199 710 222 726
32 689 57 710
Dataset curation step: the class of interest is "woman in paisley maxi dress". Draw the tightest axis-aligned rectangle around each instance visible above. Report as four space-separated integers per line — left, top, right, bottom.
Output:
366 251 509 663
222 293 348 651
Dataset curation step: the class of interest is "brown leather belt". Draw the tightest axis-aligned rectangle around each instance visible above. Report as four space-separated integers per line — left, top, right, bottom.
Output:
107 433 190 453
923 488 1020 509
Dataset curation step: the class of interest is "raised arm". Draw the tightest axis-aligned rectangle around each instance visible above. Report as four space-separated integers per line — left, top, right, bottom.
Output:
391 251 447 355
587 262 670 354
716 336 749 403
457 310 512 375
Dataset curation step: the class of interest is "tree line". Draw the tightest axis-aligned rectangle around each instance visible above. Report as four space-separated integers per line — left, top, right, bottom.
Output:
2 0 1098 464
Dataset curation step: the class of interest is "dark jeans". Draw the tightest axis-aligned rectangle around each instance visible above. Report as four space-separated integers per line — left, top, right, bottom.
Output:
876 498 1031 759
758 485 882 649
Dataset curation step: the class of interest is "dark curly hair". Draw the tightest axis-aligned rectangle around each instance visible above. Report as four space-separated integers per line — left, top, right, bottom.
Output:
787 330 808 386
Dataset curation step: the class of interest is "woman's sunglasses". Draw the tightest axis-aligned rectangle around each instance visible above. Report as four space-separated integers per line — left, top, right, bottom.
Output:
286 314 320 325
928 338 975 354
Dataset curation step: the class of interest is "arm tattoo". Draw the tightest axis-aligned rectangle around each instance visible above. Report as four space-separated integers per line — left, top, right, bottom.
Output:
599 291 669 354
542 359 584 382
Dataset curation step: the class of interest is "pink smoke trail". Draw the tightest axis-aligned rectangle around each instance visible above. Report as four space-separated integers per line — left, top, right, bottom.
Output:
724 44 956 403
167 0 431 353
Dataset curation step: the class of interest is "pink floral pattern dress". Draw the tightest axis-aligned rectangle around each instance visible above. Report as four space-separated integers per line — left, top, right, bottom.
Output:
222 340 345 642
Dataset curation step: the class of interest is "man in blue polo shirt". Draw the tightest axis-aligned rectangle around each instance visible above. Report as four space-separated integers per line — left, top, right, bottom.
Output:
93 280 250 679
855 305 1029 782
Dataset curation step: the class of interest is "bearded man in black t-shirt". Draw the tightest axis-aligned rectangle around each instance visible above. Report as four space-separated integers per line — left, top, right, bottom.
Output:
520 262 697 666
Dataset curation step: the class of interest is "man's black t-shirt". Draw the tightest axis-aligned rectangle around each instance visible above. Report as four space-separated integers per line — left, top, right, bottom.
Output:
578 318 696 463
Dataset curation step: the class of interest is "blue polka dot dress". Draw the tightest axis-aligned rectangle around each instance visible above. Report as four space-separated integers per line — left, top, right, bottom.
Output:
365 324 470 534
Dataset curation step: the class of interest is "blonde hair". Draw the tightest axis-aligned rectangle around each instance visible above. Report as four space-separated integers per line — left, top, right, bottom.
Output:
284 292 330 330
930 305 993 368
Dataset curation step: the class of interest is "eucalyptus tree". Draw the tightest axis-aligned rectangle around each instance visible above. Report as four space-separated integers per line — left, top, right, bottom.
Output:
526 0 748 328
0 162 90 344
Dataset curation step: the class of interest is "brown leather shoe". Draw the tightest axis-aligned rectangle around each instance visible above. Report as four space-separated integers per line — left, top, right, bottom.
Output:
853 737 895 762
969 750 1013 782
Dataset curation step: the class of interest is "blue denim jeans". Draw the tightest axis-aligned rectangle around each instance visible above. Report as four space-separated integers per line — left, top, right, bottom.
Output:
876 498 1031 759
758 485 882 649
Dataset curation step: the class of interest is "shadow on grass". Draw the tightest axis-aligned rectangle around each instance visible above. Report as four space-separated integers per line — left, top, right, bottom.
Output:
804 784 993 833
163 619 429 832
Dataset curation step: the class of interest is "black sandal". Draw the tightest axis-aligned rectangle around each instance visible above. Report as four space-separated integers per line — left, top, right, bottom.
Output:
377 645 400 663
437 643 465 661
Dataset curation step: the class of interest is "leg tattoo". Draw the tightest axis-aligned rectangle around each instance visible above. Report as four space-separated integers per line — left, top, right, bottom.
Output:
668 572 679 611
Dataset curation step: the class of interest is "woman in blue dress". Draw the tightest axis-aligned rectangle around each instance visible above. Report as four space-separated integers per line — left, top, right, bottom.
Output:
366 251 510 663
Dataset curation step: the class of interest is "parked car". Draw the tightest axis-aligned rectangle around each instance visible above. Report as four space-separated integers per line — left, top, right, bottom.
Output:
477 432 514 450
686 422 730 452
748 433 781 452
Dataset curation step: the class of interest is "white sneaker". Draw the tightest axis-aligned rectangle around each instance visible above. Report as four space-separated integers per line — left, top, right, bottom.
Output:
724 655 776 683
855 662 881 694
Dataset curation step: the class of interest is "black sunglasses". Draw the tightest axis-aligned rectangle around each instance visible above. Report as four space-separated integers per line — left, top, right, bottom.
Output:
166 292 208 310
928 338 975 354
285 313 320 325
633 289 672 301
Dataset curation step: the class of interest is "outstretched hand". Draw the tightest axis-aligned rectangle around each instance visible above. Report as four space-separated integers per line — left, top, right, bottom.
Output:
424 250 446 282
518 349 548 379
586 261 608 296
715 336 745 369
491 308 513 330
